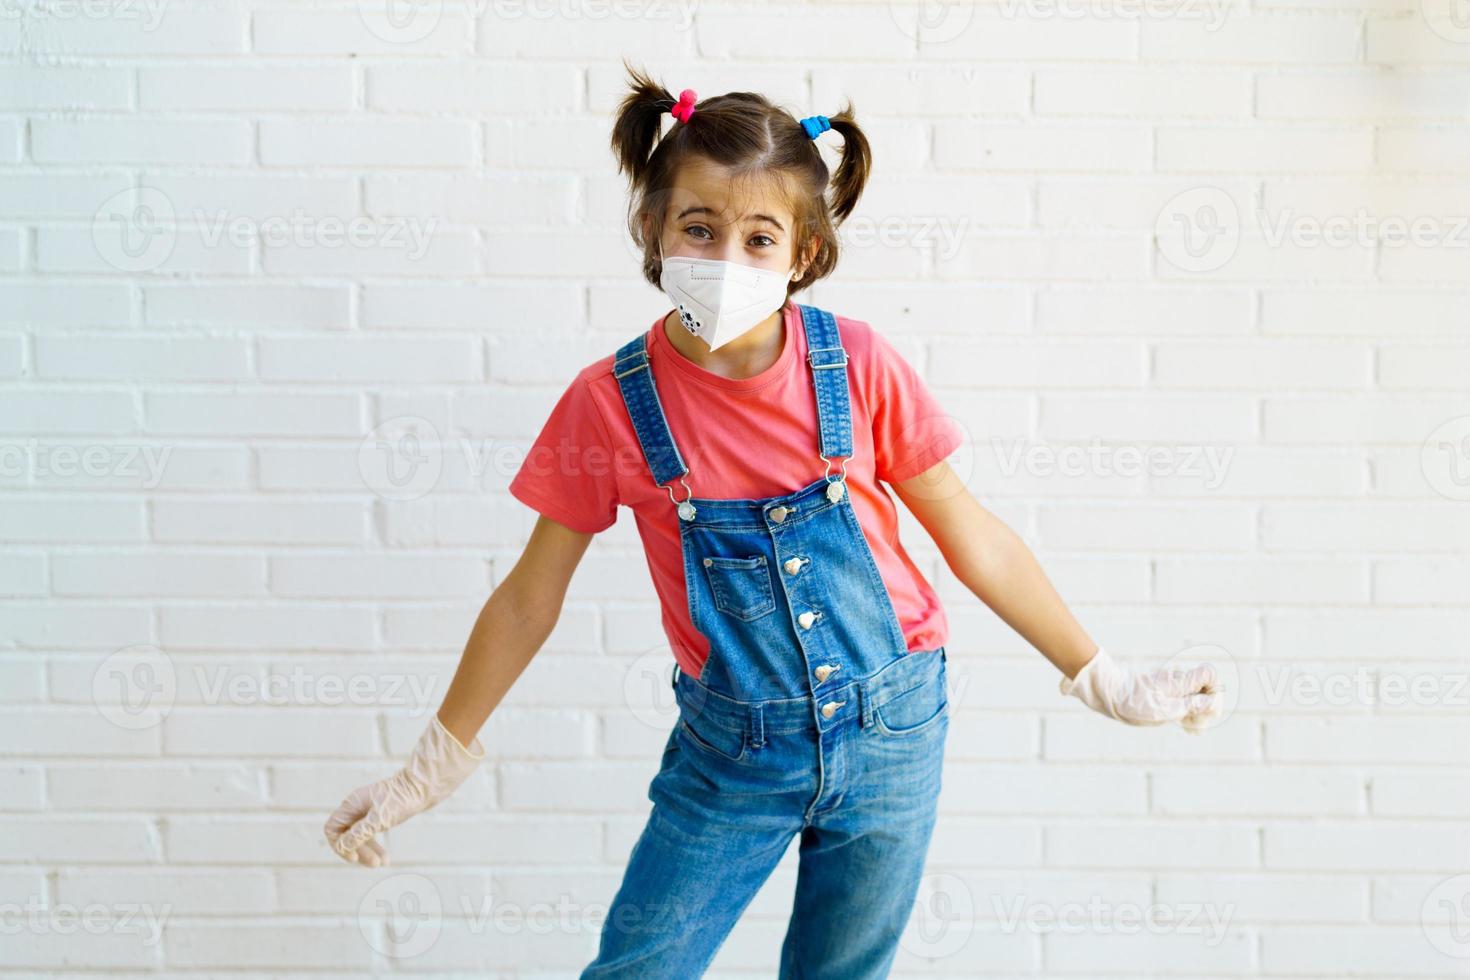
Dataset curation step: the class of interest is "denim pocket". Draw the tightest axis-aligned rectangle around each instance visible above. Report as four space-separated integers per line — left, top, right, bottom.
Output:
873 680 949 737
677 712 748 763
701 555 777 622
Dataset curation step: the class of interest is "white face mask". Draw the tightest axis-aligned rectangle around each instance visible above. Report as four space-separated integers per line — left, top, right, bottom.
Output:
657 238 796 352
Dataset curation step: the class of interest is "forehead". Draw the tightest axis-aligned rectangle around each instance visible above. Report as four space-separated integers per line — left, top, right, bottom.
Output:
666 157 795 227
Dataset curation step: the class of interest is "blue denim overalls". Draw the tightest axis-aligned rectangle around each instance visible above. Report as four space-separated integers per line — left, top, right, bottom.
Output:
580 303 951 978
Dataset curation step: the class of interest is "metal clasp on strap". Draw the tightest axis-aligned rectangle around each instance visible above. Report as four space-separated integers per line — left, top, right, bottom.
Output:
819 454 849 502
613 351 650 379
807 346 848 370
664 476 696 521
820 454 849 482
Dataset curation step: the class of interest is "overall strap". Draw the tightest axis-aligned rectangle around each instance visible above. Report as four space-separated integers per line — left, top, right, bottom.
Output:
798 304 853 460
612 334 688 487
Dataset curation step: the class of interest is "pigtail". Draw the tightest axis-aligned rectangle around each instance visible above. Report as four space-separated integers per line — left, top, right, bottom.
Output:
610 60 675 185
824 102 871 224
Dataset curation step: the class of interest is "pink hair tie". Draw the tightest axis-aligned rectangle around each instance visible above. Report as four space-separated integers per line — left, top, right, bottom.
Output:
670 88 697 124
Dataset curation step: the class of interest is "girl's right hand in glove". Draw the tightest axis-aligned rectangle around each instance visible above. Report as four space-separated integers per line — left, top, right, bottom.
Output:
324 713 485 868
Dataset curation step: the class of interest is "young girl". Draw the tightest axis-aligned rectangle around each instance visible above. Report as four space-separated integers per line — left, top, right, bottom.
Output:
324 66 1224 977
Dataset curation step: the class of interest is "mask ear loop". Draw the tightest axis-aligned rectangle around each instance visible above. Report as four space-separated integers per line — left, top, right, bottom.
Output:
653 231 698 521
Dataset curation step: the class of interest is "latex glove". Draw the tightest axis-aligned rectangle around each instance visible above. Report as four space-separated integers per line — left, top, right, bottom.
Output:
324 714 485 867
1059 647 1223 734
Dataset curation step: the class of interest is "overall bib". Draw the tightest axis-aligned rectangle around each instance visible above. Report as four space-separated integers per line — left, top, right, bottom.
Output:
580 304 951 978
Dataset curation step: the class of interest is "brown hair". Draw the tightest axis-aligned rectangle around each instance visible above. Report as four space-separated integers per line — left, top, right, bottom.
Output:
610 60 872 297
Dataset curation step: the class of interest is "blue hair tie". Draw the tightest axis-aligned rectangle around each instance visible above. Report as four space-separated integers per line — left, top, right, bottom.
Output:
800 115 831 140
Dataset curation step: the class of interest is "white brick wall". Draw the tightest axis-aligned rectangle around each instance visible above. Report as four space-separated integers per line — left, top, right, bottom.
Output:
3 0 1469 975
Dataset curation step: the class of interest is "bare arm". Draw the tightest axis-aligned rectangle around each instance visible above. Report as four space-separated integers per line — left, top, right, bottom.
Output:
891 459 1099 681
893 458 1223 732
436 515 595 747
324 514 595 866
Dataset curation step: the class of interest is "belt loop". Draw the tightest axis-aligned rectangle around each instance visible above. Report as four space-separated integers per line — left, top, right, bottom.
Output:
859 678 875 730
749 702 765 749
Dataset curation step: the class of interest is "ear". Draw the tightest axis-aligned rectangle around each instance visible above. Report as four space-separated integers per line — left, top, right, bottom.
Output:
795 234 821 279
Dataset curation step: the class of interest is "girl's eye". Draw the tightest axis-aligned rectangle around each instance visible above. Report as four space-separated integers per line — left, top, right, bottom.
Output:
678 225 777 248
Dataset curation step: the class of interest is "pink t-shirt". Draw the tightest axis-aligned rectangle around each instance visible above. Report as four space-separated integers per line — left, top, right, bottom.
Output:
508 302 963 679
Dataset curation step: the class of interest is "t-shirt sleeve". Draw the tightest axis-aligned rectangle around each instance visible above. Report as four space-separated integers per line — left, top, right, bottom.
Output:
865 329 965 485
508 371 620 534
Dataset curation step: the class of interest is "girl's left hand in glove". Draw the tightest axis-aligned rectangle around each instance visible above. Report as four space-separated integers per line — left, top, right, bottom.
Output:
1059 647 1223 733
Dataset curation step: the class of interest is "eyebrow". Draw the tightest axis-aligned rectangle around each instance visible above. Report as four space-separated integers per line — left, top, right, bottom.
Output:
674 206 785 233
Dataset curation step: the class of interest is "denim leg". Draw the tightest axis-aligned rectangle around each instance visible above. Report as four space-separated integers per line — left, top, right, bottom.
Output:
580 733 804 978
776 712 949 978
